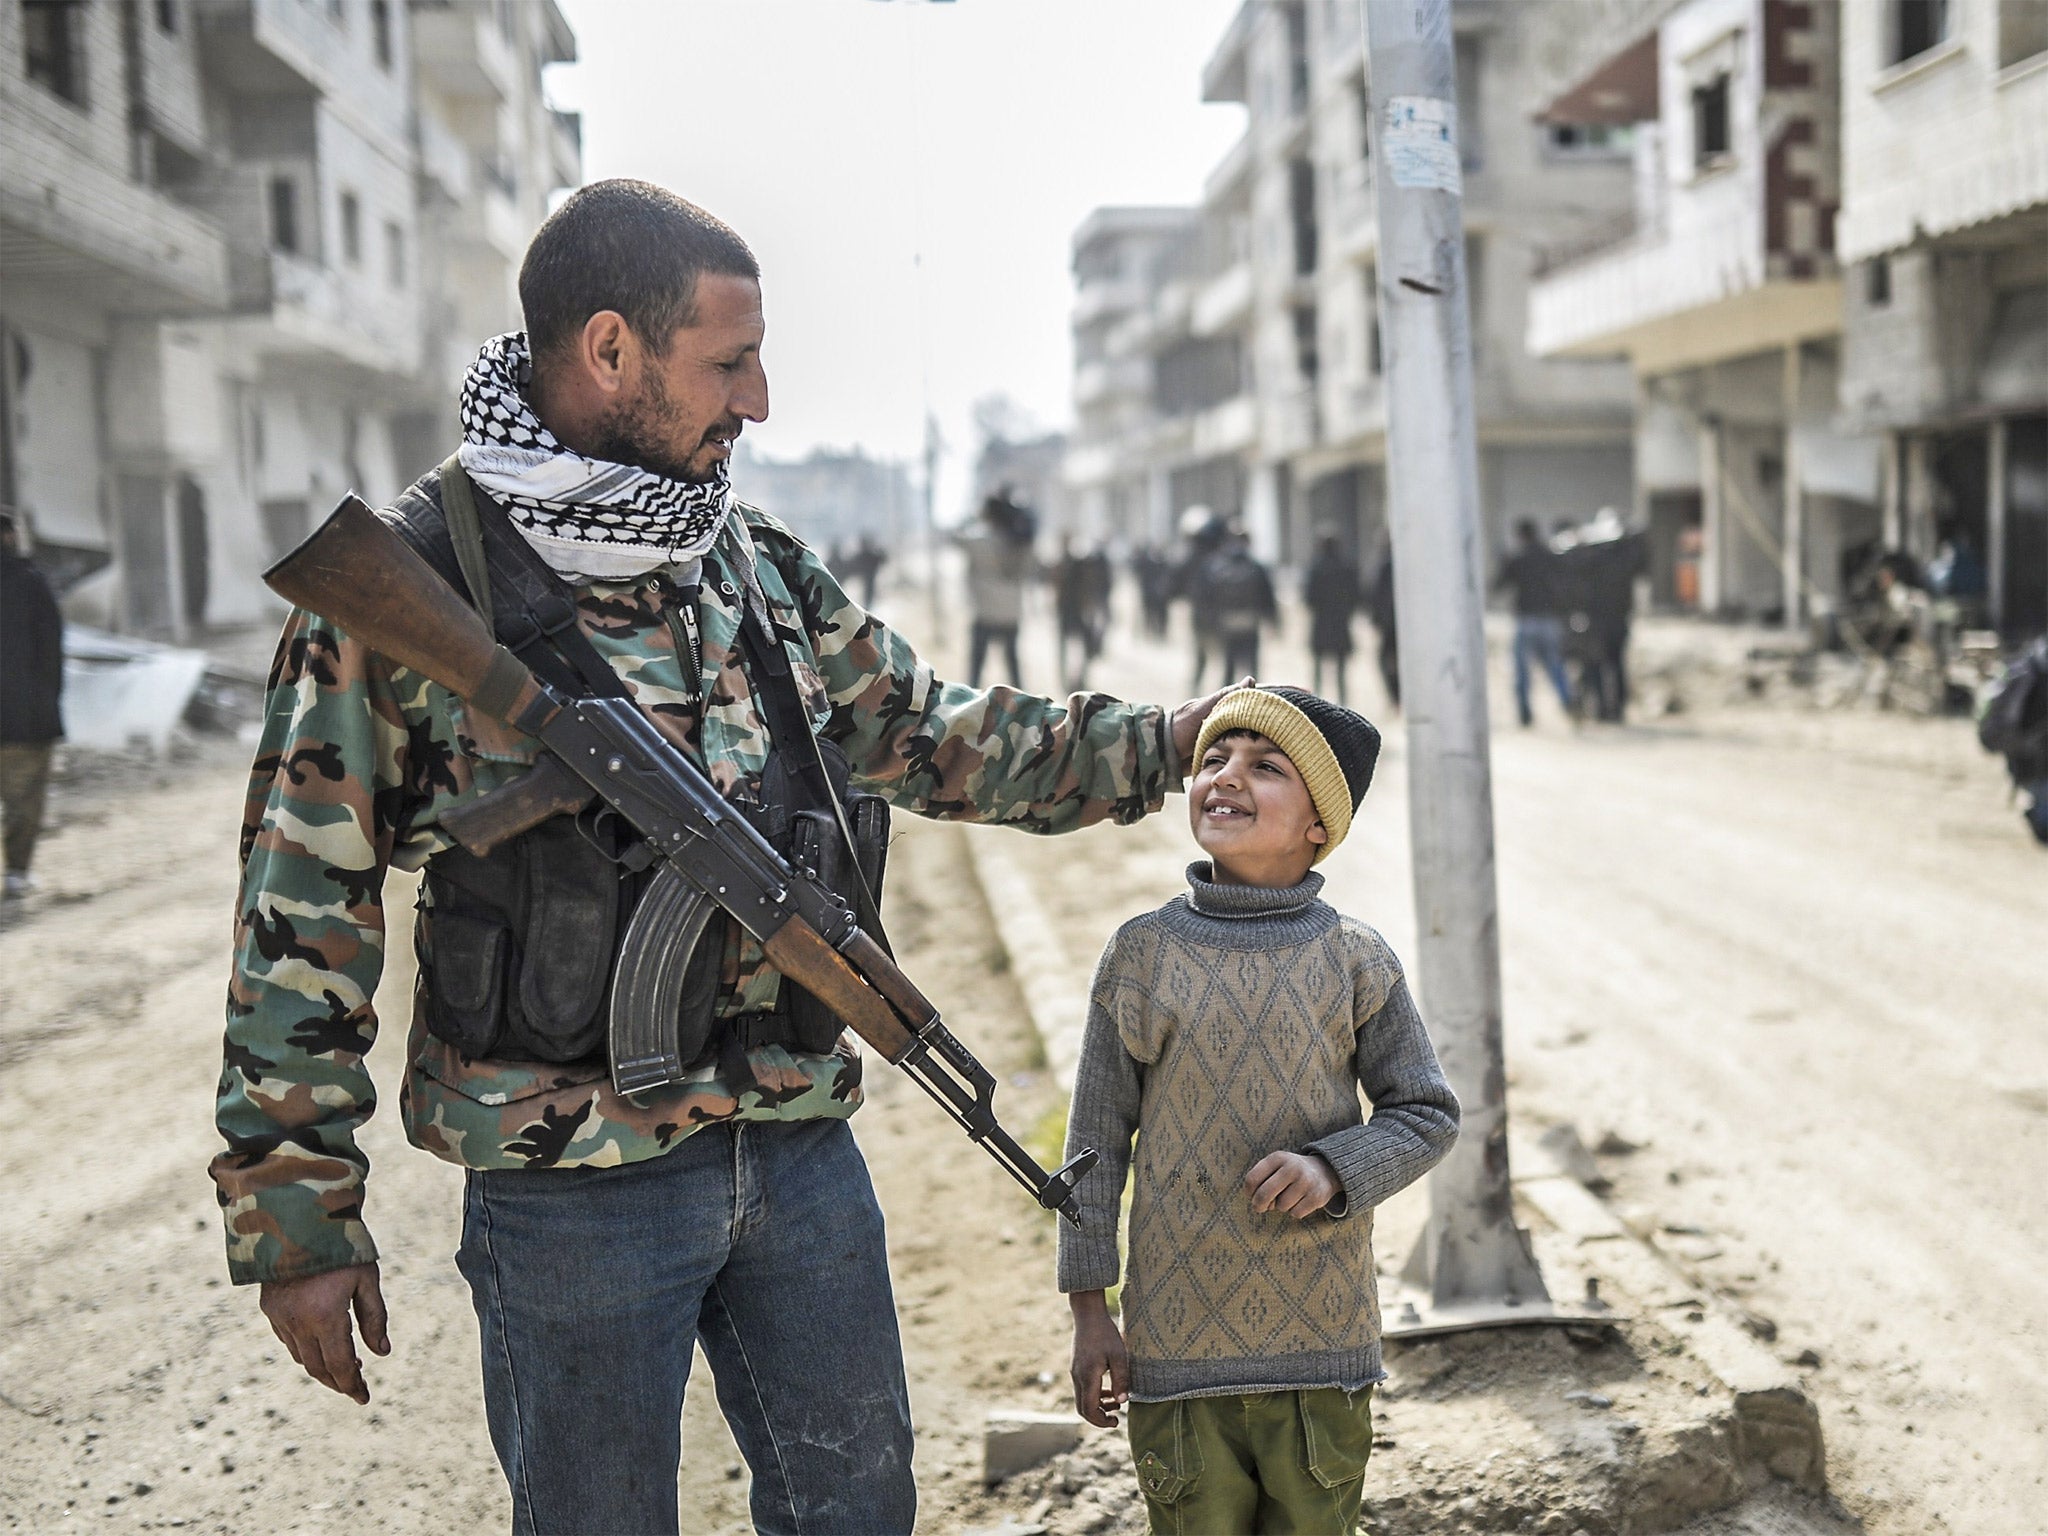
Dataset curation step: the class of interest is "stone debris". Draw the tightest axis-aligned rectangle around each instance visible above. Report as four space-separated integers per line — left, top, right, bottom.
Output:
984 1410 1085 1486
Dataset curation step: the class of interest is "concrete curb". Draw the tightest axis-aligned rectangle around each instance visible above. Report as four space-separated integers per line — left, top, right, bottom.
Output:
958 827 1829 1510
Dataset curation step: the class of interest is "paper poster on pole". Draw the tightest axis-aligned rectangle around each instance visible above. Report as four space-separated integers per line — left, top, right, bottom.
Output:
1384 96 1462 195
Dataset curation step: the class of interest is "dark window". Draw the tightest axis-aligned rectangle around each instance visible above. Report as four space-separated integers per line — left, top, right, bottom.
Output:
326 0 345 24
23 1 85 106
1692 74 1731 167
1455 34 1483 170
1288 156 1318 276
269 176 301 254
2000 0 2048 67
384 220 404 287
1153 337 1244 417
340 191 361 264
1293 304 1320 386
156 0 179 34
1891 0 1950 64
1548 122 1633 155
371 0 392 68
1866 257 1892 307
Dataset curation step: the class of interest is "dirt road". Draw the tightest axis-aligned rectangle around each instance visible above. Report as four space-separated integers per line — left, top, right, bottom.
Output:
0 741 1085 1533
994 609 2048 1536
2 594 2041 1535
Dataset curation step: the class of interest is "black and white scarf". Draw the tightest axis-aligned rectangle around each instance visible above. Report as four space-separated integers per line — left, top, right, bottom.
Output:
456 331 733 581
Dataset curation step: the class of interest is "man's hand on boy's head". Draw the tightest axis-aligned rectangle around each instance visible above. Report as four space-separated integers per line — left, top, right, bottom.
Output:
1068 1291 1131 1429
1244 1150 1342 1219
1169 675 1257 774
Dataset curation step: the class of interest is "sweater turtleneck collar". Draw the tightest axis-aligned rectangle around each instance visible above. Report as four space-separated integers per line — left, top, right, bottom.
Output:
1184 861 1324 920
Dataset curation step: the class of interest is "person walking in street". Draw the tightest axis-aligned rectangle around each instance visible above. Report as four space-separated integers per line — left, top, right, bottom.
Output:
1174 508 1230 692
1053 535 1113 691
1204 530 1279 685
1061 684 1459 1535
1495 518 1574 726
1578 509 1647 723
960 488 1036 689
1367 539 1400 711
1132 543 1172 638
1303 534 1363 705
211 180 1241 1536
1 512 65 899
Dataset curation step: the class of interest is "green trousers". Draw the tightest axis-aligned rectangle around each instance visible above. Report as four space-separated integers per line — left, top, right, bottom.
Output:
1126 1386 1374 1535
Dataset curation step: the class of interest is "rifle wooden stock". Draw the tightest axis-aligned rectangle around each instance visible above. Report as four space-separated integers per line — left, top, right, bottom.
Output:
761 919 918 1062
264 495 554 732
441 754 596 857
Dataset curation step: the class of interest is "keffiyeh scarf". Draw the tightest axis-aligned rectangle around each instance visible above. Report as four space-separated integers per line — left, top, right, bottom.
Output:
456 331 732 581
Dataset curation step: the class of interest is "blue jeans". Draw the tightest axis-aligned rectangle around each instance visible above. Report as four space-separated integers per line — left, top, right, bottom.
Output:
1512 616 1573 725
456 1117 916 1536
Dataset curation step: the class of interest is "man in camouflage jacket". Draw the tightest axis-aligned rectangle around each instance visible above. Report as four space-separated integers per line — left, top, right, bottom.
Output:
213 181 1233 1536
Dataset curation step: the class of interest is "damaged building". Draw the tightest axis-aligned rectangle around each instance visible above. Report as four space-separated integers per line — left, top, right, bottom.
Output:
0 0 580 638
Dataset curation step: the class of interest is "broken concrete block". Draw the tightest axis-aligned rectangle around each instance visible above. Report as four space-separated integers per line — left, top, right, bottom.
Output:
983 1410 1084 1485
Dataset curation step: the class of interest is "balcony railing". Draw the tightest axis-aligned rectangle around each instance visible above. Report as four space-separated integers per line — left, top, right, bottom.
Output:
1530 209 1643 278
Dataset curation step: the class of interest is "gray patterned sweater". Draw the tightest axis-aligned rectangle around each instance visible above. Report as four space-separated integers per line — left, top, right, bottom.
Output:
1058 863 1459 1401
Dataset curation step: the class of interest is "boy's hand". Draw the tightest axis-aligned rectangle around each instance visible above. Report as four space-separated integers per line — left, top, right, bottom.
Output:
1244 1150 1341 1219
1068 1291 1131 1429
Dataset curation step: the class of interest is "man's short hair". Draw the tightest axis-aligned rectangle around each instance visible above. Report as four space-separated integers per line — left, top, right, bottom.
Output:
518 179 759 361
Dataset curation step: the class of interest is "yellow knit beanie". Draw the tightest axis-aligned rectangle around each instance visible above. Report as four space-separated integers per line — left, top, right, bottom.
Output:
1192 686 1381 864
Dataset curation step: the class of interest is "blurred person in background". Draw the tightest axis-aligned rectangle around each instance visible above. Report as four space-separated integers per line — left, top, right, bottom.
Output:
1303 534 1363 705
1175 507 1230 691
1 511 65 899
1205 529 1279 684
1367 538 1400 710
1053 534 1113 691
1495 517 1574 727
960 487 1037 687
1132 543 1172 638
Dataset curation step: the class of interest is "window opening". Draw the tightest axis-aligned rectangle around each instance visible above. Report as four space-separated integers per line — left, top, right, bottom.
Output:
269 176 301 255
1692 74 1731 168
1866 257 1892 307
23 1 85 105
371 0 392 68
340 191 362 265
1890 0 1951 65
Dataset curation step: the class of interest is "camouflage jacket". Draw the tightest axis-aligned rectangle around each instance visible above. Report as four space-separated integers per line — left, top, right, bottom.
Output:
213 481 1179 1285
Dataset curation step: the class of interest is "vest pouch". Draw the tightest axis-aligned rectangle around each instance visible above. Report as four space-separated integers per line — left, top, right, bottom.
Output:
422 909 513 1060
500 814 623 1063
778 810 854 1055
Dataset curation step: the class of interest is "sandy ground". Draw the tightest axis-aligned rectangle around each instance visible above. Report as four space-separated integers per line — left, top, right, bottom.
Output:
985 602 2048 1536
1 586 2040 1535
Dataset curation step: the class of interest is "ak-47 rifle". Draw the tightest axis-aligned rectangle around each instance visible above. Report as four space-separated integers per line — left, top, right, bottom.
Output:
265 495 1097 1224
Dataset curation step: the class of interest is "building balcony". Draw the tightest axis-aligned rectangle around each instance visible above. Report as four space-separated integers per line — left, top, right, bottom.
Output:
0 103 229 314
196 0 331 96
1528 160 1839 376
1192 394 1258 458
1192 259 1253 338
1262 386 1319 456
413 2 519 104
1204 131 1252 209
227 247 422 377
548 109 583 192
416 108 475 202
1073 276 1150 326
1073 356 1150 408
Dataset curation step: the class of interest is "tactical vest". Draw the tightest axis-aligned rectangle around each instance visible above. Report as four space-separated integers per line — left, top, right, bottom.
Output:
382 461 888 1077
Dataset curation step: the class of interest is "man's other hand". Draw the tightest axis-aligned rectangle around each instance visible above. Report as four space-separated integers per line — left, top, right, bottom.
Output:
1169 675 1255 774
259 1262 389 1405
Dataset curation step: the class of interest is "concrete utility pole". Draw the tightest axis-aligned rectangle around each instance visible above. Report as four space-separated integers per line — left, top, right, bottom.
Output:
1362 0 1550 1316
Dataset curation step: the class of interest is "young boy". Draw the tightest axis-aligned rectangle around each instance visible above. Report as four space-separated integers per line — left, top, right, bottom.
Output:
1059 685 1460 1535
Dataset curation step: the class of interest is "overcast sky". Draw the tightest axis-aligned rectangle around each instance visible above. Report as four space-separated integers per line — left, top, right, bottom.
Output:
548 0 1248 514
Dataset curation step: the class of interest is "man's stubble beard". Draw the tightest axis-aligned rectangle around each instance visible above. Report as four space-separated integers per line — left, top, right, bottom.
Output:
592 366 726 487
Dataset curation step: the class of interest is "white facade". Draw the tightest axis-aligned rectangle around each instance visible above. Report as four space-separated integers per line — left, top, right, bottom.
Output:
1065 0 1638 579
0 0 578 639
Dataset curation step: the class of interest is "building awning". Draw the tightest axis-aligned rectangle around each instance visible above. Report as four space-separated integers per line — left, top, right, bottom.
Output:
1535 31 1659 126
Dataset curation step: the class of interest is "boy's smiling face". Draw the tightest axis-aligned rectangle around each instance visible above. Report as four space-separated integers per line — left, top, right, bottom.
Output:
1189 730 1328 887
